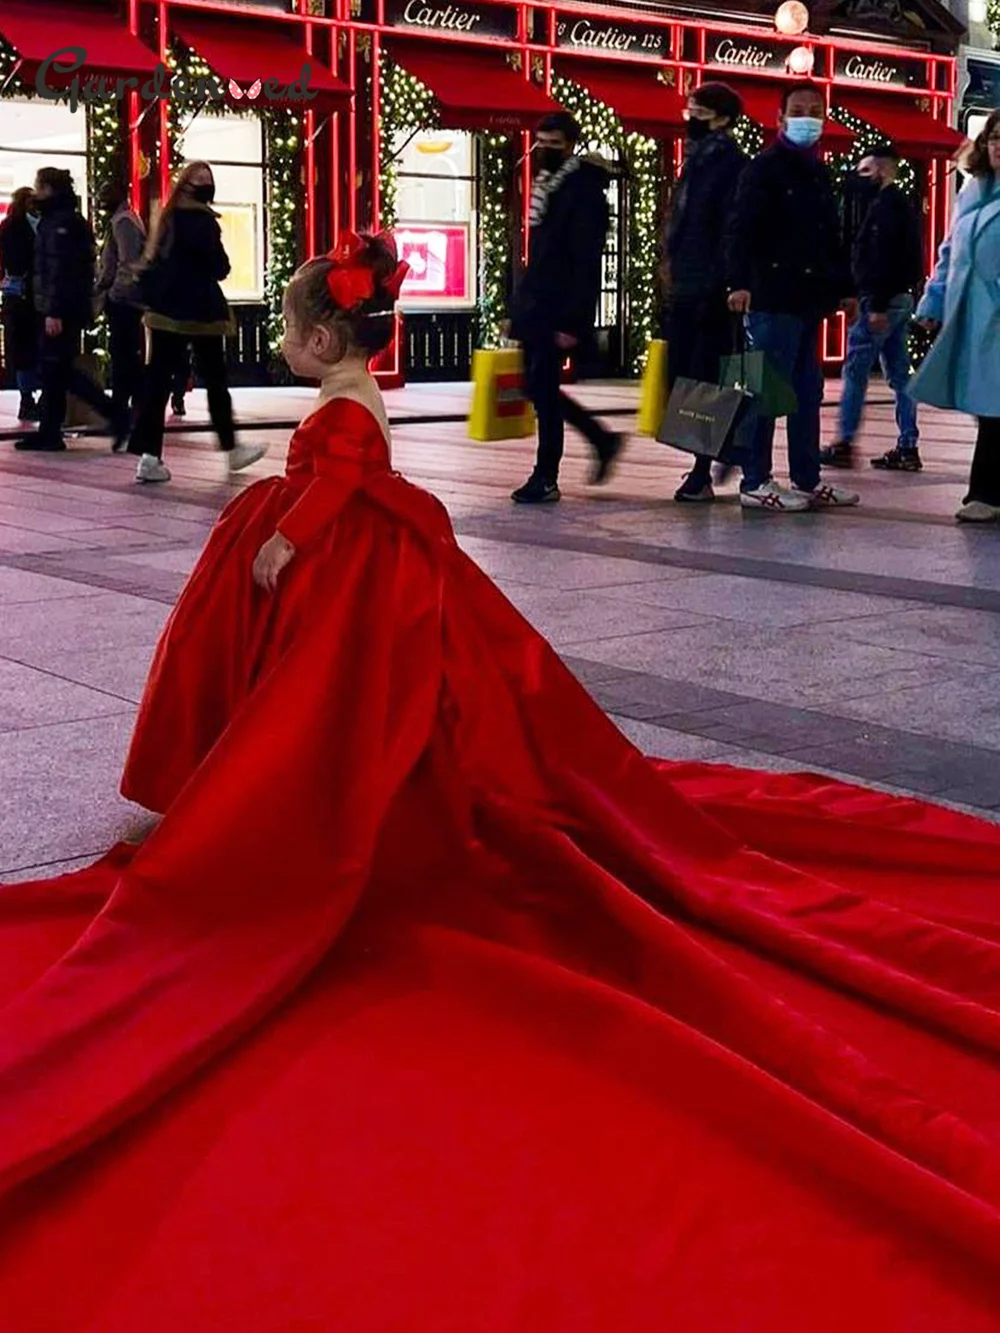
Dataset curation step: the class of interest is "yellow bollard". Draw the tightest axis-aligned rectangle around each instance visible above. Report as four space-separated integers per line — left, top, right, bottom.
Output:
468 348 536 442
636 340 668 438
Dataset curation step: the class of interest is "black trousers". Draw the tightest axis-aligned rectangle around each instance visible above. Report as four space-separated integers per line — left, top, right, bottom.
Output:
38 322 119 445
522 333 615 483
663 292 732 483
129 329 235 460
966 417 1000 507
106 301 145 421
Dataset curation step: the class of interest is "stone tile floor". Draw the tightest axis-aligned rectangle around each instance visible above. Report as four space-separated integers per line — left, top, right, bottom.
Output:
2 376 999 882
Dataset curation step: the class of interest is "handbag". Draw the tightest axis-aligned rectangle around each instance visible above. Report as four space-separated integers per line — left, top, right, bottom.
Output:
468 346 536 442
719 320 798 419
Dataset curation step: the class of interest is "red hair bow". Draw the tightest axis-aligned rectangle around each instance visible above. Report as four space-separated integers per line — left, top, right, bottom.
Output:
325 230 410 310
325 232 375 311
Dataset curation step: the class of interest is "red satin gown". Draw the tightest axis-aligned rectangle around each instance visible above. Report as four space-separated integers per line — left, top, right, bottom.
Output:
1 390 999 1332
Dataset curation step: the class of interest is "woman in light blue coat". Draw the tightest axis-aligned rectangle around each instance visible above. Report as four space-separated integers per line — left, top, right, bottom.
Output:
911 110 1000 522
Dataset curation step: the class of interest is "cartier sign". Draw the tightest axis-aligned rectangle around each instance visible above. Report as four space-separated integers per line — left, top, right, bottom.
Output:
555 16 668 62
706 36 790 75
385 0 518 40
834 50 922 88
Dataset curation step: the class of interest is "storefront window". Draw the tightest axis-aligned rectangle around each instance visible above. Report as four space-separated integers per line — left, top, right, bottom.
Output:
0 101 88 222
392 130 477 309
179 115 264 303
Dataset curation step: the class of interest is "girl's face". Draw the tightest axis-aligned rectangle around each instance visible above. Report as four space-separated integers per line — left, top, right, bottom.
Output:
988 123 1000 176
281 302 341 378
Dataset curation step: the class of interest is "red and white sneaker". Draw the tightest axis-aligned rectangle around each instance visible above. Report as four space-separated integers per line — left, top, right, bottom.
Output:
794 483 860 508
740 481 811 512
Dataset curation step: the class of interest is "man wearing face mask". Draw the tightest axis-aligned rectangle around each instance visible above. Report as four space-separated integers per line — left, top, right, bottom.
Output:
725 82 860 511
508 112 619 505
663 82 746 503
18 167 127 453
820 146 924 472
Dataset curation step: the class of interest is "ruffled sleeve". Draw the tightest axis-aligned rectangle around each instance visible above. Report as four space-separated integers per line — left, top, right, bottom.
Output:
277 399 386 551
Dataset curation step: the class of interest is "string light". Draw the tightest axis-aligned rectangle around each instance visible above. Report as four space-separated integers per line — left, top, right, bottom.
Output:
479 132 510 348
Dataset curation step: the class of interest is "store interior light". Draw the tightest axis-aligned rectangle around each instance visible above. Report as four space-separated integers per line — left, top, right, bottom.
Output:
968 0 987 24
787 45 815 75
774 1 810 35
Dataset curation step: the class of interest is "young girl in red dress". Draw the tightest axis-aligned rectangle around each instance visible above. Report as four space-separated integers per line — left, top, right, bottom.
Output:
121 232 409 812
0 235 999 1332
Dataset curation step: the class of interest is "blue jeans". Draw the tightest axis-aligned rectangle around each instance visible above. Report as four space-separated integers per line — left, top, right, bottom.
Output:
741 313 824 493
838 295 918 449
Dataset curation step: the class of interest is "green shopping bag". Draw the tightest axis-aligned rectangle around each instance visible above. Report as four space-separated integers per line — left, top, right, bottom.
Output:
719 321 798 419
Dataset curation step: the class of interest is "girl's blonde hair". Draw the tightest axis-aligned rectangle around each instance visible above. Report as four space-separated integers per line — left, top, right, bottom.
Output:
145 159 214 260
284 233 399 361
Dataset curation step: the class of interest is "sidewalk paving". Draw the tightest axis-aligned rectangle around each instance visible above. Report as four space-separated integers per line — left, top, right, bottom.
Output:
2 378 998 882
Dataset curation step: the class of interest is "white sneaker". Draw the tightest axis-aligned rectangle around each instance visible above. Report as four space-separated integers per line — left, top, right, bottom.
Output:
227 444 267 474
956 500 1000 524
794 482 860 508
740 481 810 512
135 454 171 484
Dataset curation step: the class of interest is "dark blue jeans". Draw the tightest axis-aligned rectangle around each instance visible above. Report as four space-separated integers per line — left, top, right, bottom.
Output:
741 313 824 494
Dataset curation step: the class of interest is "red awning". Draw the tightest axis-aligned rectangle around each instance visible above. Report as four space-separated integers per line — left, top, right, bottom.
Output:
0 0 158 87
719 78 856 150
556 58 685 139
388 40 560 133
831 92 965 159
172 12 350 114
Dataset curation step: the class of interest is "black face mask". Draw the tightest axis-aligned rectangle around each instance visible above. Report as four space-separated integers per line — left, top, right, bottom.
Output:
191 183 215 205
855 176 880 202
685 117 714 144
537 147 567 174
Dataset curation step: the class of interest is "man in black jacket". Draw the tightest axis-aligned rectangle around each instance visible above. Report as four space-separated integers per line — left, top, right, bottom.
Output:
19 167 125 453
508 112 620 505
726 82 860 512
820 146 924 472
663 82 746 503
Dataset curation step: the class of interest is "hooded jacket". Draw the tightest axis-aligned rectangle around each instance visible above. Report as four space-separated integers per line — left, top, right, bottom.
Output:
666 132 746 299
33 186 96 325
509 155 611 344
141 199 234 337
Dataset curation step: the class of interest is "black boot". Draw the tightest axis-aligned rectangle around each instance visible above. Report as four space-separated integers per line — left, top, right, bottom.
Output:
17 392 39 422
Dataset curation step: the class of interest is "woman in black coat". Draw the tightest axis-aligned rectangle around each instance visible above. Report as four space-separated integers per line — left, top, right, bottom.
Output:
0 187 40 421
127 161 265 484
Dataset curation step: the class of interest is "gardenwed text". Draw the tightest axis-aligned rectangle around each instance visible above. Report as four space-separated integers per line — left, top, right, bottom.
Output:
34 47 319 113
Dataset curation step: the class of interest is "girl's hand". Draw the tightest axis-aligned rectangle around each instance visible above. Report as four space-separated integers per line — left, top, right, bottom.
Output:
253 532 295 592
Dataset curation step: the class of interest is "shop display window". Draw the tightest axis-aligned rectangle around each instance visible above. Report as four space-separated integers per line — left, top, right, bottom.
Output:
179 115 265 303
0 100 88 224
392 130 477 309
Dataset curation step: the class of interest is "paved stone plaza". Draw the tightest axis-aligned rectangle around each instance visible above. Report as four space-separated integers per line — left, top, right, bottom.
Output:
1 378 998 883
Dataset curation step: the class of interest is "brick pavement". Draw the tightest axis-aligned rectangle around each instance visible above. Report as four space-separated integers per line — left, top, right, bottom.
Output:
2 378 998 882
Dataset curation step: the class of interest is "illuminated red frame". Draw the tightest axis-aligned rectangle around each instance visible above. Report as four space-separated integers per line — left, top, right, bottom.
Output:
131 0 959 384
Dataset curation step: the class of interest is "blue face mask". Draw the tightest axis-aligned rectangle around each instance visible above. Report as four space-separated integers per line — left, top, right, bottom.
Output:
27 213 40 232
784 116 825 148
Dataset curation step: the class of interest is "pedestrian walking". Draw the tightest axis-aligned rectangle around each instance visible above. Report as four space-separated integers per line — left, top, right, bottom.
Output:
663 82 746 504
170 343 192 418
911 110 1000 523
127 161 265 484
508 112 621 505
725 81 860 512
16 168 126 453
94 180 147 430
0 186 40 423
821 147 924 472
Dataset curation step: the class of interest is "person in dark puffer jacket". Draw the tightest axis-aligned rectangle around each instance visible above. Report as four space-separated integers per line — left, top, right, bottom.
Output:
127 160 265 484
508 112 620 505
19 167 125 453
663 82 747 504
0 186 40 422
725 81 859 513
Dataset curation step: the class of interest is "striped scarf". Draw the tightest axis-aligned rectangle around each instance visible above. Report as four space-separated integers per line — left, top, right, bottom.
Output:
528 155 580 229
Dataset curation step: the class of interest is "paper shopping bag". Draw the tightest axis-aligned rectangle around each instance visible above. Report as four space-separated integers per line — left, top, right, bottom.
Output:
719 348 797 419
468 348 535 442
636 339 668 437
657 376 753 459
